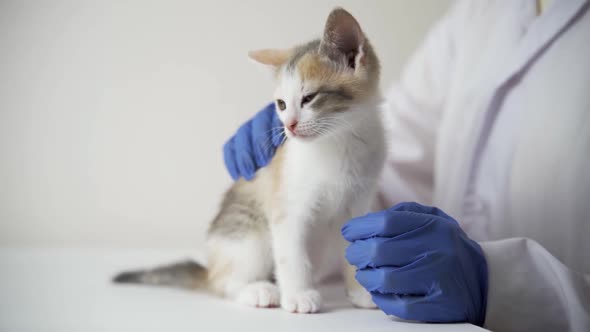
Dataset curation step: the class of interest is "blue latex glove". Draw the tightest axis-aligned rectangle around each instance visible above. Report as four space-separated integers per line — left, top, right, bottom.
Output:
223 103 283 180
342 202 488 326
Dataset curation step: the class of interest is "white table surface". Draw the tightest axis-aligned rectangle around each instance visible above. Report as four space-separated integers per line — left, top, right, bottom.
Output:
0 248 487 332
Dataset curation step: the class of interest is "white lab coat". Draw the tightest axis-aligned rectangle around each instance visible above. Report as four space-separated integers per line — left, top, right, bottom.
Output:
378 0 590 331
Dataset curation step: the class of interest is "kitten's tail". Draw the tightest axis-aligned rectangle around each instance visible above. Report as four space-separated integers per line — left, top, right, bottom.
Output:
112 260 208 290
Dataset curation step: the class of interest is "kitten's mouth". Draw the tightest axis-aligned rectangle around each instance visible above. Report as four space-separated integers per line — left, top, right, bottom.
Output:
287 131 315 140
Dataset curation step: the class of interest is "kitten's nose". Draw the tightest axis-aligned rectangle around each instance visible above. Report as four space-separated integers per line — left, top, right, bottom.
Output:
287 120 298 134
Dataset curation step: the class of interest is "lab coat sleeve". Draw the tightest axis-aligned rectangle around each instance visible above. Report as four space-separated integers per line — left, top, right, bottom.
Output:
377 1 464 207
480 238 590 331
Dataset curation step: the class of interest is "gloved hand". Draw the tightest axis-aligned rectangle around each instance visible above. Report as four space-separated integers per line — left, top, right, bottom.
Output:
223 103 283 180
342 202 488 326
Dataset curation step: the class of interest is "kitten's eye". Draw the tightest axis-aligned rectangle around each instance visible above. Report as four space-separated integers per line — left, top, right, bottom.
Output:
301 93 317 107
276 99 286 111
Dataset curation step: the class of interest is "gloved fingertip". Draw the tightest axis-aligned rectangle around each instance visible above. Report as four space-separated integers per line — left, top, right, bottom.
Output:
261 101 275 112
355 269 381 292
238 157 256 181
391 202 425 212
341 213 385 241
255 102 277 126
243 170 255 181
341 222 359 242
371 293 407 317
271 131 285 147
345 240 374 269
391 202 452 220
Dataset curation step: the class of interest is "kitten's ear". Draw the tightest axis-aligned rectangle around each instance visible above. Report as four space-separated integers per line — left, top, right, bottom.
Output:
319 8 365 70
248 49 291 68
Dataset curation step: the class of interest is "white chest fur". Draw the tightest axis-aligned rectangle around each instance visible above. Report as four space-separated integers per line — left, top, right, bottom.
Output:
281 105 386 224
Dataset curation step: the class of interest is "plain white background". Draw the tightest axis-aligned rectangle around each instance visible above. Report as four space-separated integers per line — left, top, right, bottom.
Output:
0 0 451 249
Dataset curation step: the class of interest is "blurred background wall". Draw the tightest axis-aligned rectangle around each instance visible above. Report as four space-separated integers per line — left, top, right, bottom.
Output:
0 0 451 249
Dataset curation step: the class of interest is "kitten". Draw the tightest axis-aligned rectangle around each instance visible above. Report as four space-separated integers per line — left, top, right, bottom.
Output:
114 7 386 314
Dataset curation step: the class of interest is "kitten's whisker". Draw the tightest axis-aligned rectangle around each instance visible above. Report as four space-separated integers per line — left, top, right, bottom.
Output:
262 126 286 136
258 129 286 154
279 133 288 146
318 116 363 141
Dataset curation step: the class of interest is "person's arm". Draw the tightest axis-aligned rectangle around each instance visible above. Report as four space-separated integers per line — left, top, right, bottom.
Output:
342 203 590 330
481 238 590 331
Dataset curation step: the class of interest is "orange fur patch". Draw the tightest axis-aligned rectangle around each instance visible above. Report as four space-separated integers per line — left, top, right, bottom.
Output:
249 49 291 67
295 52 376 100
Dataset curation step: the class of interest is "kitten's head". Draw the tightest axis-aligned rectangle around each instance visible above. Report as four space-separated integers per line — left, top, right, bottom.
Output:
249 8 380 141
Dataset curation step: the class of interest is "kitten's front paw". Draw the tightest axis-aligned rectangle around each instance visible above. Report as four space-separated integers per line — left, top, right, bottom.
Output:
348 288 377 309
236 281 280 308
281 289 321 313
